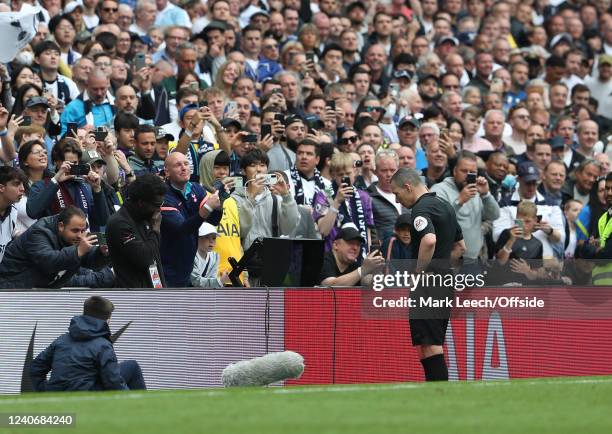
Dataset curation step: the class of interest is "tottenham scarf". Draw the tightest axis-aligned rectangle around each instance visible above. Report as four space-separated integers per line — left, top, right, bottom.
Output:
333 182 368 261
290 166 326 205
45 178 89 216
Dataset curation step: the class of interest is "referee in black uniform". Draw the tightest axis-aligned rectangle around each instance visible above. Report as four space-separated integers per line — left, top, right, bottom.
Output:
391 168 466 381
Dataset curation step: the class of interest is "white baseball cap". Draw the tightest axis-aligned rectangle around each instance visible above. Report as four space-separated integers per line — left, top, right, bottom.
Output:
198 222 218 237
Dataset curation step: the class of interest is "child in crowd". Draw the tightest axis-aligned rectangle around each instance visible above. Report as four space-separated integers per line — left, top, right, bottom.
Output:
191 223 230 288
494 200 544 284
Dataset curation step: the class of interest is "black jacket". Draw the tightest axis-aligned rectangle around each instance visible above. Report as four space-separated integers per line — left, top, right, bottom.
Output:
0 215 109 289
106 204 166 288
30 315 128 391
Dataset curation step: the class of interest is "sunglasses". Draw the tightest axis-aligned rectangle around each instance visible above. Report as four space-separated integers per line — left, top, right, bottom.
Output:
342 135 358 144
103 7 118 12
365 106 384 113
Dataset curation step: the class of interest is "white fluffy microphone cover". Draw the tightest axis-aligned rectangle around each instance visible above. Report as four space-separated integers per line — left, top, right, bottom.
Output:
222 351 305 387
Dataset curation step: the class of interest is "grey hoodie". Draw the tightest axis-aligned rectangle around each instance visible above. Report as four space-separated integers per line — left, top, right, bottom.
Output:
430 177 500 260
231 188 300 251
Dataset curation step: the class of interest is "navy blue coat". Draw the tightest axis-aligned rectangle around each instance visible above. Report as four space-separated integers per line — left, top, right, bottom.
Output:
30 315 128 391
160 181 221 287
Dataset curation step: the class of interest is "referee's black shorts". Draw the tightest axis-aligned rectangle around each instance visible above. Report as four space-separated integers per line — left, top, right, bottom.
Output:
408 284 454 346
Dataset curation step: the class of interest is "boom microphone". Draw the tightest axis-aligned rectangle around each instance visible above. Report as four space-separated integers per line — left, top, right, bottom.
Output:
222 351 305 387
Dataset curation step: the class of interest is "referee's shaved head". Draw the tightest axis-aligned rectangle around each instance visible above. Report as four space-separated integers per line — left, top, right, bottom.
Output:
392 168 423 188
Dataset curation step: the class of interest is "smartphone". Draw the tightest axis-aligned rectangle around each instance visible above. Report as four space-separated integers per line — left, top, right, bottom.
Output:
326 100 336 110
213 179 231 200
226 101 238 114
515 219 524 230
261 124 272 139
22 115 32 126
242 134 258 143
256 173 278 185
70 163 91 176
67 122 78 135
466 172 477 184
537 215 543 223
389 83 400 99
274 113 285 123
189 82 199 90
227 176 244 194
341 176 351 187
92 232 107 245
200 100 208 108
306 51 315 63
94 127 108 141
134 52 146 71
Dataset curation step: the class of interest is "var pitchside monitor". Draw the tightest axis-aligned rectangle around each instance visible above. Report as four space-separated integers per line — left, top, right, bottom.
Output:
261 238 324 287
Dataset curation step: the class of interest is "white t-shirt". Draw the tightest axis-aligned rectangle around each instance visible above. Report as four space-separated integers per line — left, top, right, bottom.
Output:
0 206 17 263
376 186 402 214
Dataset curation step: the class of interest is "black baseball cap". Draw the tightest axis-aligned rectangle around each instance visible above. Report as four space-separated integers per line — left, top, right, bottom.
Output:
25 96 50 109
335 226 364 242
517 161 540 182
398 115 420 129
155 127 174 141
395 213 412 229
221 118 242 130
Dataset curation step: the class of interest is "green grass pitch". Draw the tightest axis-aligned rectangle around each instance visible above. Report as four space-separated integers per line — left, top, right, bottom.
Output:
1 377 612 434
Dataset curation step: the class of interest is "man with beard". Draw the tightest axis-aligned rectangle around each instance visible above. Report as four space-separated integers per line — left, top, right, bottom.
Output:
417 73 440 106
284 115 307 153
106 174 167 288
431 151 499 266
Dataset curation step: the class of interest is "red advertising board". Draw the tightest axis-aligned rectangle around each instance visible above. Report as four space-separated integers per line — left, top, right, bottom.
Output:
284 289 612 384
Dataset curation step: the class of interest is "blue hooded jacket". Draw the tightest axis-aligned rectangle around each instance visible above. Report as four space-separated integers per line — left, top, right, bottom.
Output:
30 315 128 391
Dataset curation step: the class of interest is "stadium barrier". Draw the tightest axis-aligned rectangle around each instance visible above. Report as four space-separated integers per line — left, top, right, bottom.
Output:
1 287 612 394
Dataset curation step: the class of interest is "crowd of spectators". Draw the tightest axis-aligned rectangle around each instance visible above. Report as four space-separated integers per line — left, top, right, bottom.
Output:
0 0 612 288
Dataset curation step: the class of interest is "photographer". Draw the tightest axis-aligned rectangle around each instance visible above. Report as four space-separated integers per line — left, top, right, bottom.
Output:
26 139 110 230
0 206 111 289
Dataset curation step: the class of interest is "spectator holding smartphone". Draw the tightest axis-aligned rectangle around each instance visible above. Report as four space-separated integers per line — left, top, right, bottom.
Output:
313 152 374 259
431 151 500 269
27 139 111 231
232 149 299 253
494 201 544 284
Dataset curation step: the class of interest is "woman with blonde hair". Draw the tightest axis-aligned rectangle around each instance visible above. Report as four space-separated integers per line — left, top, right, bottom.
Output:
312 152 374 258
214 60 242 98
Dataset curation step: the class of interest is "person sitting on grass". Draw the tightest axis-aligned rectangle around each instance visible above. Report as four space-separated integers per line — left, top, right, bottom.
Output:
30 296 146 391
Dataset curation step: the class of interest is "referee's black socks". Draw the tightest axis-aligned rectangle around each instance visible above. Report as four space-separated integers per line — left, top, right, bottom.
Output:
420 354 448 381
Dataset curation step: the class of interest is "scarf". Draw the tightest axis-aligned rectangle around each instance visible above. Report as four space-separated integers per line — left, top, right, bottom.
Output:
333 181 368 262
290 165 326 205
45 179 89 216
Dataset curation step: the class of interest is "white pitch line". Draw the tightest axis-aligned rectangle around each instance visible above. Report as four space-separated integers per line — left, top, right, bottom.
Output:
1 377 611 406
